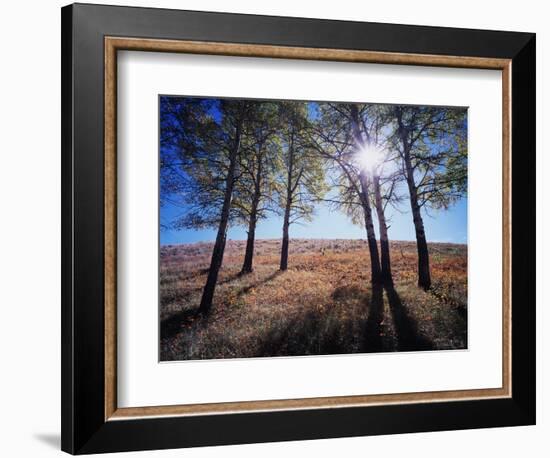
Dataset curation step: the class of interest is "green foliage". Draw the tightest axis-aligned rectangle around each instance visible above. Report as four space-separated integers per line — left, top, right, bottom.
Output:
160 97 248 229
161 98 328 233
232 102 282 225
271 101 328 225
160 98 467 233
383 105 468 210
309 103 381 226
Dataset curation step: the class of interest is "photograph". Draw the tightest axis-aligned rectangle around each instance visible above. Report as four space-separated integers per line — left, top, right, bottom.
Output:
159 96 468 361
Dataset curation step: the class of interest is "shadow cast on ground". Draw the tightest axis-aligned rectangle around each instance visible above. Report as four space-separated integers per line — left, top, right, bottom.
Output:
236 271 281 298
385 285 433 351
160 270 282 340
253 283 434 356
161 268 434 356
362 284 385 352
33 433 60 450
160 308 200 340
255 284 376 357
256 309 357 357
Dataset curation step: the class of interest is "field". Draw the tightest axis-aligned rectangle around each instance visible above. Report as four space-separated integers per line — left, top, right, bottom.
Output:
160 239 467 361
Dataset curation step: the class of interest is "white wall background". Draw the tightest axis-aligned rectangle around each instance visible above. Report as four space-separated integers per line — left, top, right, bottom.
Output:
0 1 545 456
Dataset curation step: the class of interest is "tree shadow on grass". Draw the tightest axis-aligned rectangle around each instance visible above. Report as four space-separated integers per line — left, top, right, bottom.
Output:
160 308 201 340
236 271 281 297
255 285 433 356
160 270 282 341
362 284 385 352
160 271 243 308
256 284 386 357
256 309 357 357
384 285 433 351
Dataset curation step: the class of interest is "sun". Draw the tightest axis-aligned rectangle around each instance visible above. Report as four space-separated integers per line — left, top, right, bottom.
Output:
355 144 385 173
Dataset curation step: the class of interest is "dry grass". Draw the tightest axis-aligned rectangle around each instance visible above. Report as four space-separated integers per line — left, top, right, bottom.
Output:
160 239 467 361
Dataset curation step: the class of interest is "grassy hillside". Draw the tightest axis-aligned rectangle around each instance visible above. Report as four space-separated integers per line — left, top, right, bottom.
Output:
160 239 467 361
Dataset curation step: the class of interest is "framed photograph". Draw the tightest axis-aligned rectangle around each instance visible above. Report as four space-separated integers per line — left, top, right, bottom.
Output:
61 3 536 454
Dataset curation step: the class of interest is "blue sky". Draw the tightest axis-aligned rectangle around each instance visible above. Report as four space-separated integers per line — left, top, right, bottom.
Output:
160 197 467 245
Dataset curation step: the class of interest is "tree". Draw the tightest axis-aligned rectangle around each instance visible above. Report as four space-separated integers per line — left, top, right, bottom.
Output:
310 102 383 284
275 102 327 271
160 97 253 313
357 105 405 286
349 104 384 284
197 101 249 313
160 97 216 229
371 167 404 286
232 102 281 274
386 105 467 290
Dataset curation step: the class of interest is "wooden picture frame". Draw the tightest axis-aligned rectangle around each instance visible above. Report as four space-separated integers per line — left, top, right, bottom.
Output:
62 3 535 454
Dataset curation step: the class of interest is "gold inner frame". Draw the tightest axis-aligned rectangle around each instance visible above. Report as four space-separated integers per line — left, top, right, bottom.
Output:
104 37 512 421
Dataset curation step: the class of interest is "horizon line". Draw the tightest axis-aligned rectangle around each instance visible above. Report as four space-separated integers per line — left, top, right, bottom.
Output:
161 237 467 247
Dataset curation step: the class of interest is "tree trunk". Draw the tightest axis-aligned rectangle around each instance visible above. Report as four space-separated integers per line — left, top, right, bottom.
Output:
373 174 393 286
359 172 382 284
396 108 431 290
241 203 258 274
350 104 382 285
241 173 261 274
199 119 242 313
280 207 290 271
403 148 431 290
280 134 294 271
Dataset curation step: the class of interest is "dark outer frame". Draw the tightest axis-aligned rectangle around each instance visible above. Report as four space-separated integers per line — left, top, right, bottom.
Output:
61 3 536 454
